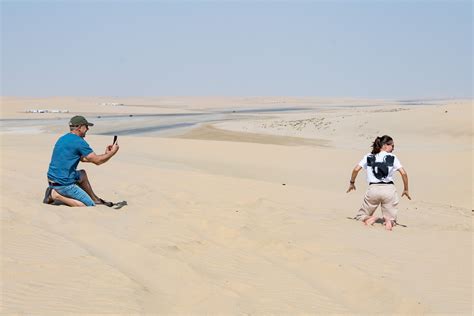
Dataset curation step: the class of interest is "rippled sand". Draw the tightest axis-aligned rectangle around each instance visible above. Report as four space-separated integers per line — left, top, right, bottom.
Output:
1 96 472 314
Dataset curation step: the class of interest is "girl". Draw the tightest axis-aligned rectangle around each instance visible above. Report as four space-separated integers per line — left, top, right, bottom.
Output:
347 135 411 230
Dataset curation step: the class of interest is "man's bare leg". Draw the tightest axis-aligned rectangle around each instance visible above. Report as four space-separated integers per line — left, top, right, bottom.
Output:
76 169 101 203
51 189 85 207
363 216 378 226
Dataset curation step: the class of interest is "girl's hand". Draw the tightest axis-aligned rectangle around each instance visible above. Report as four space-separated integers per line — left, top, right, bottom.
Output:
346 183 356 193
402 190 412 200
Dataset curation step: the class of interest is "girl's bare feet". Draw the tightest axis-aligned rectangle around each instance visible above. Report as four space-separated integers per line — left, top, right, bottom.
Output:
384 218 394 231
363 216 378 226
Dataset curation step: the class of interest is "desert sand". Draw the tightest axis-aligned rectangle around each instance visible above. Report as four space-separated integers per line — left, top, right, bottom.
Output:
1 96 472 314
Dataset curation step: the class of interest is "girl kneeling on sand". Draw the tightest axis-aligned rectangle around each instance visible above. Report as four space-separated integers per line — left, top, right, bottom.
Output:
347 135 411 230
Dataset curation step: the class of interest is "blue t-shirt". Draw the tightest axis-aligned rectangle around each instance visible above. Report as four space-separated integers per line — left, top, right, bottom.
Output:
47 133 94 185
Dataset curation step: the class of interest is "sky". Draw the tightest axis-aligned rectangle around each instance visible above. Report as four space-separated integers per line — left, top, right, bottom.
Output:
1 0 472 98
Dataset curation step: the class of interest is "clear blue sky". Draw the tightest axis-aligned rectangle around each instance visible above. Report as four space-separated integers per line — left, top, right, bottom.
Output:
1 1 472 98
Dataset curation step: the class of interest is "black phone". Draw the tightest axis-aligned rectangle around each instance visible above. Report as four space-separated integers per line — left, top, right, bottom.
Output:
113 135 118 145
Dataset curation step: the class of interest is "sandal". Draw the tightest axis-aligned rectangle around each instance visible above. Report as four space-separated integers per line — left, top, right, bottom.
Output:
43 187 54 204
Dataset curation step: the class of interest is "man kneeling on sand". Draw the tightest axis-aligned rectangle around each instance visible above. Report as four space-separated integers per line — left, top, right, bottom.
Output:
43 115 119 207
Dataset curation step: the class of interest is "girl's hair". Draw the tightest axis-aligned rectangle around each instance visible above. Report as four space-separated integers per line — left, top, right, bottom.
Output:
371 135 393 154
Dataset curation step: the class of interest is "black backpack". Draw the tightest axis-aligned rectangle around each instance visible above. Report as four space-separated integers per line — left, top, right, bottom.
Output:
367 154 394 180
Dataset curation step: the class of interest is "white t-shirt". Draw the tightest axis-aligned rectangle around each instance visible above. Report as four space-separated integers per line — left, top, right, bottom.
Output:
358 151 402 183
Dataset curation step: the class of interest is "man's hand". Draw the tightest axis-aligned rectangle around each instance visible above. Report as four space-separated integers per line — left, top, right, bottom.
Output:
346 183 356 193
106 143 119 154
402 190 411 200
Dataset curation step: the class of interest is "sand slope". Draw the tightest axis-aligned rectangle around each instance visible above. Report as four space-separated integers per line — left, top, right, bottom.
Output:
1 97 472 314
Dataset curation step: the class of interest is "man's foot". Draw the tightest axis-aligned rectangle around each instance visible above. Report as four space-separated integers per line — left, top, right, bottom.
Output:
95 198 114 207
363 216 378 226
43 187 54 204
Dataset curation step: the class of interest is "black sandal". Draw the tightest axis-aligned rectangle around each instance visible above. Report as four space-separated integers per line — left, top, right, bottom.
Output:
43 187 54 204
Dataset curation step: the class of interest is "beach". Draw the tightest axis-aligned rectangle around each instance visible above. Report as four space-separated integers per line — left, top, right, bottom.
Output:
1 96 472 314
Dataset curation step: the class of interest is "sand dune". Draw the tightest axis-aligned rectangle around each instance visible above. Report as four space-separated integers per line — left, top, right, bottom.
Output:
1 97 472 314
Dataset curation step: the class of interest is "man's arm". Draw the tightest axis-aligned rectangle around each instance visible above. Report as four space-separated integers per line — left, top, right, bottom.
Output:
81 144 119 165
397 167 411 200
347 165 362 193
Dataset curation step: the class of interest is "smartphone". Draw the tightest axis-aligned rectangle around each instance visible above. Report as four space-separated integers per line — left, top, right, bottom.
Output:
113 135 118 145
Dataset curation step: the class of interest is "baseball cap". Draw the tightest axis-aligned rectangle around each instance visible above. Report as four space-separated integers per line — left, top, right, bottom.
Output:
69 115 94 126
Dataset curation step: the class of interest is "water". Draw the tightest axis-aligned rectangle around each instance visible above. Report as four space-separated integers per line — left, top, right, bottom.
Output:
3 103 439 136
0 107 312 136
99 122 199 136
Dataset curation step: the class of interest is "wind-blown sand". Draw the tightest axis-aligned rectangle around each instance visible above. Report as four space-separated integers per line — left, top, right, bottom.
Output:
1 97 472 314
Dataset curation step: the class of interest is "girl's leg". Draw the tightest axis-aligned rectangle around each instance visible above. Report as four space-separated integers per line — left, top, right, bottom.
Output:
355 186 380 224
381 185 399 231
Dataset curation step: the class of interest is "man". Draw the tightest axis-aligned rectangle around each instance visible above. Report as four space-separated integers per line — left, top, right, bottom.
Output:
43 115 119 207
